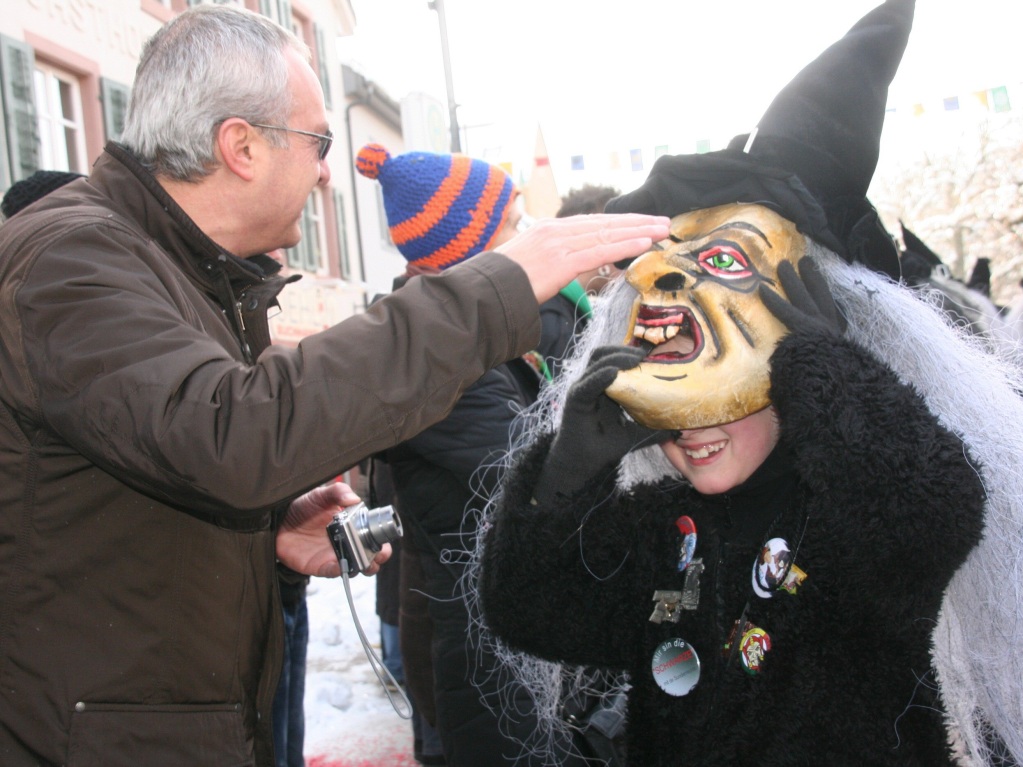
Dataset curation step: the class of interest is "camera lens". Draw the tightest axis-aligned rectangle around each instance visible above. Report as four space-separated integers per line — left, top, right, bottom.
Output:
357 504 403 550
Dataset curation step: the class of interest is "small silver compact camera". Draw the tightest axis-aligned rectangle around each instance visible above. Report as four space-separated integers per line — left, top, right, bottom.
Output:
327 502 403 576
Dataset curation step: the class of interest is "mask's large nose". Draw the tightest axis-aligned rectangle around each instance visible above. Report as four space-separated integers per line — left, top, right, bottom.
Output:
654 272 688 292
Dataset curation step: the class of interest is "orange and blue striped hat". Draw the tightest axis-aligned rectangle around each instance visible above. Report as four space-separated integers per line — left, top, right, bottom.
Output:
356 143 517 270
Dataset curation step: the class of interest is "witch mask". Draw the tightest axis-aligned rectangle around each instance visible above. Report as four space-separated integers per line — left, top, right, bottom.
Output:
606 203 804 430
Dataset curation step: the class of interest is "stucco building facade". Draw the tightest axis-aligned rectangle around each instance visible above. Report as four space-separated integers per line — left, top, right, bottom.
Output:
1 0 414 343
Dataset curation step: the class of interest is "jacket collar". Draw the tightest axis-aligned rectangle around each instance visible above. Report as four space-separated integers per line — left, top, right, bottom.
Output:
94 143 283 292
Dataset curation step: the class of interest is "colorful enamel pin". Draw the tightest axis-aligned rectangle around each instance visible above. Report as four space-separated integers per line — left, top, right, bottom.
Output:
723 619 771 675
676 515 697 571
752 537 806 598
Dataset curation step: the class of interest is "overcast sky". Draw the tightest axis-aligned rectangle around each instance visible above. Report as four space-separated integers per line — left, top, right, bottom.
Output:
340 1 1023 193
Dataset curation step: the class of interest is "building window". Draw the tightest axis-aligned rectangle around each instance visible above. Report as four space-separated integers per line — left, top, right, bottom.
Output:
187 0 246 7
375 185 394 247
33 63 87 174
333 189 351 280
100 79 131 143
314 24 332 110
258 0 292 26
287 190 325 273
0 35 39 186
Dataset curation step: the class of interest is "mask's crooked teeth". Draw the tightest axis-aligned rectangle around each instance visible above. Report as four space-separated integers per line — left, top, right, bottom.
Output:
634 324 683 347
639 326 666 345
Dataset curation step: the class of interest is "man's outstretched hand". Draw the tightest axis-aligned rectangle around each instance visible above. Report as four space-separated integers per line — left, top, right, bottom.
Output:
495 213 669 303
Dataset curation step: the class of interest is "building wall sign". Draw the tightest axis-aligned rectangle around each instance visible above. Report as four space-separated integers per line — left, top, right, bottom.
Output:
23 0 149 60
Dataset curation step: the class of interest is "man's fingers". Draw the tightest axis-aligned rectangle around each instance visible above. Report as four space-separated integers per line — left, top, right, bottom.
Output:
316 560 342 578
493 214 668 303
579 236 663 267
531 212 667 237
360 544 392 576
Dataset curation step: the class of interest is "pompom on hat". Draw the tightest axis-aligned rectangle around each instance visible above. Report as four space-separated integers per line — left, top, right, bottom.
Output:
606 0 914 280
356 144 517 270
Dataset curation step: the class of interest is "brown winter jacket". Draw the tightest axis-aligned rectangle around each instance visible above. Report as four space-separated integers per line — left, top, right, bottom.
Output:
0 143 539 766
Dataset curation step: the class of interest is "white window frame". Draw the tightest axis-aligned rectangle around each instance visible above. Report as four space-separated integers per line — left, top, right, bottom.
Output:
333 189 352 280
32 63 87 174
188 0 245 7
287 189 326 273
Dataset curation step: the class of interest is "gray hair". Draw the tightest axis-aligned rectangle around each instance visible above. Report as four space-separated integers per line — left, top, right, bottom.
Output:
121 5 310 181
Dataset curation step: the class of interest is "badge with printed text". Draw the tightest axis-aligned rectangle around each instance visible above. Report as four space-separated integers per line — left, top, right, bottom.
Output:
651 638 701 696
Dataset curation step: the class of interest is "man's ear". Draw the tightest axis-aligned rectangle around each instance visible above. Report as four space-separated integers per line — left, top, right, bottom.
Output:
217 118 259 181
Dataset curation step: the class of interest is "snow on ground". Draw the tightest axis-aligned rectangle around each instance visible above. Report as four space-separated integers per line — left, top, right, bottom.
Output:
303 574 417 767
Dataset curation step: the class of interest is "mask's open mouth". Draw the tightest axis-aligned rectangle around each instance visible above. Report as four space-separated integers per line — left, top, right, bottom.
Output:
629 304 703 362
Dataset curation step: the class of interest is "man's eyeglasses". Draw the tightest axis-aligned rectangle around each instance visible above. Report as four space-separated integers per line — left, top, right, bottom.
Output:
250 123 333 161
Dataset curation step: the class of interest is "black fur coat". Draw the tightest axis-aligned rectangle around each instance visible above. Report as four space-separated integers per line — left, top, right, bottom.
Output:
480 329 985 766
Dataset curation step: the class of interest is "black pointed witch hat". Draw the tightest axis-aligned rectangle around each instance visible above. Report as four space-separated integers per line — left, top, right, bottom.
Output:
899 222 944 283
606 0 914 279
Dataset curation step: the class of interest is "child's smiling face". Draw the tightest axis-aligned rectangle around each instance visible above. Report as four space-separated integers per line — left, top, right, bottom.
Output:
659 406 780 495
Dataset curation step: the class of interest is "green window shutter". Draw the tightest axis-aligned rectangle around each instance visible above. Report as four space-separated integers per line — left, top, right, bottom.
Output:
285 247 302 269
258 0 274 17
333 189 351 279
277 0 292 28
0 35 39 184
314 24 332 110
0 68 8 189
286 199 314 270
301 197 320 272
100 78 131 143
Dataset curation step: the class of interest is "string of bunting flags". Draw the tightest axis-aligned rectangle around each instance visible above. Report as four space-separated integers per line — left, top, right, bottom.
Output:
564 83 1018 175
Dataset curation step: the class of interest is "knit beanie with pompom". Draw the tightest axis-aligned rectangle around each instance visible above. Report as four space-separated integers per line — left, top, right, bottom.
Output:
356 143 517 270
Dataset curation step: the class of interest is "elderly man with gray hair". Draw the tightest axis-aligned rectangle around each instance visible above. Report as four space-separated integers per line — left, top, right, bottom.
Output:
0 6 667 766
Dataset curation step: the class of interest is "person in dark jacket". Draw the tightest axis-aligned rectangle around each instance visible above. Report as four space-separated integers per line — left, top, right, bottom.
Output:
0 6 669 766
357 143 593 766
475 1 1023 765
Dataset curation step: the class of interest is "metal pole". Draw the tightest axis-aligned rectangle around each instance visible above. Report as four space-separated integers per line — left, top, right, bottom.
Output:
428 0 461 152
345 97 370 309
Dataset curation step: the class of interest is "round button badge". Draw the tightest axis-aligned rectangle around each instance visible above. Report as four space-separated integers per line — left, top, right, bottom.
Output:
739 627 772 675
752 537 792 598
651 638 701 696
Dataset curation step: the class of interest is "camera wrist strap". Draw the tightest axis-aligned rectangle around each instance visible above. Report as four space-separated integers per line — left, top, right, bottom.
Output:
339 560 413 719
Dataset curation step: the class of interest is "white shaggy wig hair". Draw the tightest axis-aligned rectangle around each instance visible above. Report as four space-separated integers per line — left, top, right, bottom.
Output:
464 241 1023 766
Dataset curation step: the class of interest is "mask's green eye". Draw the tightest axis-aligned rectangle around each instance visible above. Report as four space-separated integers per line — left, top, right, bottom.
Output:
710 252 736 270
698 244 751 278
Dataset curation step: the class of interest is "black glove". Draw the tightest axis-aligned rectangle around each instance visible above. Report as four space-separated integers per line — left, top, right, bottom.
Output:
758 257 847 336
534 345 672 505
